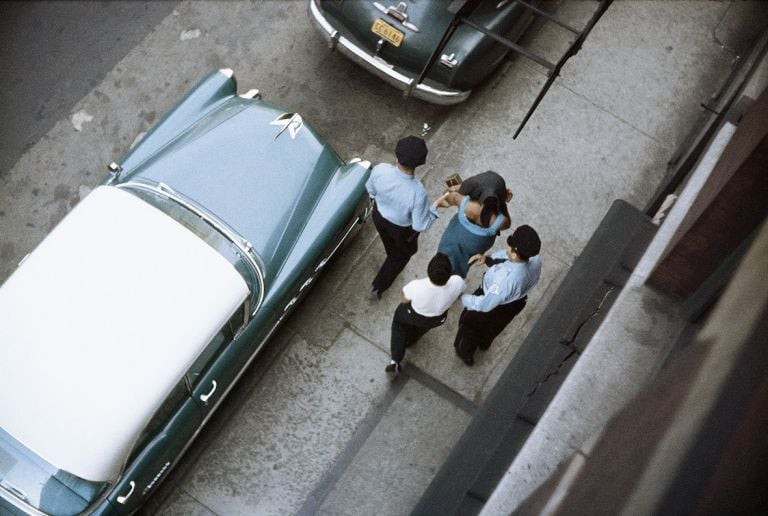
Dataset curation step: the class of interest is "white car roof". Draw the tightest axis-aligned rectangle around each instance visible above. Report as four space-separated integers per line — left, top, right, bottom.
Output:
0 185 249 482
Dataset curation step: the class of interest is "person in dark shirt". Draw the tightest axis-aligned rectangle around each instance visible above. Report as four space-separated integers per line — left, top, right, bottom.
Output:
455 170 513 228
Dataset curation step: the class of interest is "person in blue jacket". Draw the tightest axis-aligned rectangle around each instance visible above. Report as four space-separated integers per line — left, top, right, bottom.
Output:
454 225 542 365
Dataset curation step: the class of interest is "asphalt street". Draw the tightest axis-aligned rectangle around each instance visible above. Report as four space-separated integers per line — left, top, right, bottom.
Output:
0 0 178 176
1 1 764 515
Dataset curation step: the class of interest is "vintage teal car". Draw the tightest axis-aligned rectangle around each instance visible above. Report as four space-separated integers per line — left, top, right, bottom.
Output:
309 0 535 104
0 69 371 515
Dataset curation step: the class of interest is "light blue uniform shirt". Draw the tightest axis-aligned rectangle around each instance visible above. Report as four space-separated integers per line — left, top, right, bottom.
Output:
461 250 542 312
365 163 438 232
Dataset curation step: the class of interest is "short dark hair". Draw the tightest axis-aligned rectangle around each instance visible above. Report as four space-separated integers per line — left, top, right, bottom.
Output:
427 253 452 285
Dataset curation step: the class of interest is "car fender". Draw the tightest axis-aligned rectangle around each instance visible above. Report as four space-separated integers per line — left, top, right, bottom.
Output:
265 161 371 307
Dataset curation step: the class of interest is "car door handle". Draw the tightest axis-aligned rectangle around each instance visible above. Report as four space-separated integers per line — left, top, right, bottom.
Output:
200 380 217 403
117 481 135 504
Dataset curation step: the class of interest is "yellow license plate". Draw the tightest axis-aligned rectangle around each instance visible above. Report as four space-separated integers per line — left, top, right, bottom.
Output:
371 18 404 47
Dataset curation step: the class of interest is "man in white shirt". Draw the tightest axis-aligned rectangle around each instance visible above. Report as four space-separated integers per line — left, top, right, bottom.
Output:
386 253 465 376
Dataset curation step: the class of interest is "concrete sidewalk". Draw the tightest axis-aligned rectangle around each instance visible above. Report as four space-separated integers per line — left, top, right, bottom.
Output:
307 4 758 515
0 1 762 515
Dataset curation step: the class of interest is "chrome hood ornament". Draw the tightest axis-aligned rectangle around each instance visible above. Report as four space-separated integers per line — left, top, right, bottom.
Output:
270 113 304 140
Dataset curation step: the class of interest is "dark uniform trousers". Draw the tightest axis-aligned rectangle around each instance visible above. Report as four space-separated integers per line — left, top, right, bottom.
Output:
391 303 447 363
372 205 419 293
454 287 527 362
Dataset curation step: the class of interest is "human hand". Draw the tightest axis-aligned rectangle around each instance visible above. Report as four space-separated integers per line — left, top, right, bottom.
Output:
468 254 486 266
434 191 451 208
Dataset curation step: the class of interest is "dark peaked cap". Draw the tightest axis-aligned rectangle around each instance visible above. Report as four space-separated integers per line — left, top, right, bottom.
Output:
395 136 428 168
507 225 541 259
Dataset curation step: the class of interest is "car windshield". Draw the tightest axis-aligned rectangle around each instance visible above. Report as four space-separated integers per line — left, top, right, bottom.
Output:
0 428 108 515
126 185 261 306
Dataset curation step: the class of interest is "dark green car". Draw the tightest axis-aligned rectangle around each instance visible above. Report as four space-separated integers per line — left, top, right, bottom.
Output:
309 0 535 104
0 69 371 515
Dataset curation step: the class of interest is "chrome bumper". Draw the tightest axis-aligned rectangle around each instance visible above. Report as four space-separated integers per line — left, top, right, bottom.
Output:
308 0 470 106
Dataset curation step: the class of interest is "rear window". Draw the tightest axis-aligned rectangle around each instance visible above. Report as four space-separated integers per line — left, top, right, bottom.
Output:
0 428 107 515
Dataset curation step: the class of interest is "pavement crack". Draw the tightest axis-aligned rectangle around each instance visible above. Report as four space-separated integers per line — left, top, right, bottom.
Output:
525 347 578 398
563 287 616 347
710 3 740 58
526 287 615 398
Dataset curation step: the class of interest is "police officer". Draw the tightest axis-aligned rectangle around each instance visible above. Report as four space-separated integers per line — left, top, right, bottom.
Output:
366 136 446 298
454 225 542 365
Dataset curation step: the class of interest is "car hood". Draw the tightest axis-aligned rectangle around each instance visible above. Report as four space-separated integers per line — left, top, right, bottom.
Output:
124 98 343 279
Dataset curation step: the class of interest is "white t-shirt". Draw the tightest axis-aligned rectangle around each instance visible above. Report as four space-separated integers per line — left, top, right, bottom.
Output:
403 275 466 317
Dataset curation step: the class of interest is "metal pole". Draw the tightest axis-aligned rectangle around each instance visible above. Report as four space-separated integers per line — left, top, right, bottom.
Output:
513 0 614 138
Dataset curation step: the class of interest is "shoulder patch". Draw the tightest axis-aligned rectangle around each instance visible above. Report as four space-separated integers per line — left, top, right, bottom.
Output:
488 284 501 296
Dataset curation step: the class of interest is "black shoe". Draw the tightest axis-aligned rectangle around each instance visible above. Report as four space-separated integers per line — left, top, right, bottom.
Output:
461 355 474 366
385 362 402 375
371 288 382 300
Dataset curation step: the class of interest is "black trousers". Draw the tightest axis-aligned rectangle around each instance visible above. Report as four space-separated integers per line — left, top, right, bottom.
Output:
391 303 447 363
372 206 419 293
454 287 527 361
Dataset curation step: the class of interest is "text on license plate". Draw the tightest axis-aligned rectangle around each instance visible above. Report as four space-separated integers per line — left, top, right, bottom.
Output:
371 18 404 47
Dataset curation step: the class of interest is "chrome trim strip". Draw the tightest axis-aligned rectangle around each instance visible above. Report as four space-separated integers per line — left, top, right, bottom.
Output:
309 0 470 105
310 0 335 34
373 2 389 15
116 181 265 313
0 488 47 516
315 205 366 274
